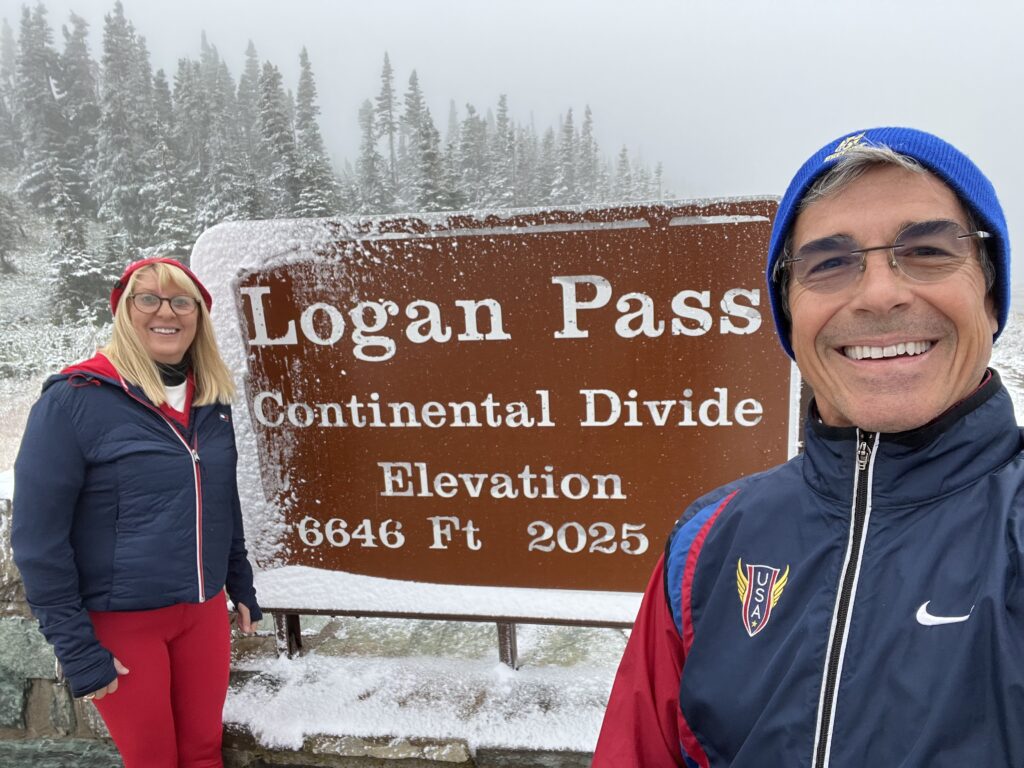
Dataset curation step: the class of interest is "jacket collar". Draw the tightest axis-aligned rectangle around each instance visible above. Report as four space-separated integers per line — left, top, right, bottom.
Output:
801 369 1022 508
46 352 151 404
58 351 119 380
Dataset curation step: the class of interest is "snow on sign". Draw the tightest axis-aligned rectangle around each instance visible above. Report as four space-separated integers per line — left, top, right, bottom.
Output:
192 199 793 593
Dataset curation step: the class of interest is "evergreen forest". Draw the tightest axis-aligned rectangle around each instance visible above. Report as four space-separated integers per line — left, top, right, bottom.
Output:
0 1 667 327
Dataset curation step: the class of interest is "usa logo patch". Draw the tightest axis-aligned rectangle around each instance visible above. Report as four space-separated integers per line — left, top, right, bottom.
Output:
736 559 789 637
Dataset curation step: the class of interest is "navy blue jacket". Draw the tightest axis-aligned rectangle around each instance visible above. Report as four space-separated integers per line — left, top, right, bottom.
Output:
12 354 261 697
593 371 1024 767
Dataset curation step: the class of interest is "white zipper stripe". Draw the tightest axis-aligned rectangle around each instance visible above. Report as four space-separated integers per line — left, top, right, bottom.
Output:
190 449 204 603
811 482 859 762
117 374 205 602
811 431 879 767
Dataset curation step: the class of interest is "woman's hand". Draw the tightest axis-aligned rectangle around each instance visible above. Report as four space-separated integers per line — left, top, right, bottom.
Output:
236 603 259 635
83 657 130 702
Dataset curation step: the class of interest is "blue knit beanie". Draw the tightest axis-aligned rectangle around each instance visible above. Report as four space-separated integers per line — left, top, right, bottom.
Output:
766 127 1011 359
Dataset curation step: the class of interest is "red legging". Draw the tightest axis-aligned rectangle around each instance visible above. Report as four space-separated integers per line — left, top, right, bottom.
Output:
89 592 231 768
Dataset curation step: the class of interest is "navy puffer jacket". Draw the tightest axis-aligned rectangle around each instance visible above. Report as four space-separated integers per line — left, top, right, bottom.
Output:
12 353 261 697
594 371 1024 766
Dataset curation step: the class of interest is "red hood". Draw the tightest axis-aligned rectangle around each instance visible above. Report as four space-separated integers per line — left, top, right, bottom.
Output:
60 352 121 381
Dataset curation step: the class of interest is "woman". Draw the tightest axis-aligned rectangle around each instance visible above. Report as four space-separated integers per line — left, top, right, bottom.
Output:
12 257 261 767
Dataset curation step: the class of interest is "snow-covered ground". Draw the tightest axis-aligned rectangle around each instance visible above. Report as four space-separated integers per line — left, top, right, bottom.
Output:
994 307 1024 418
225 618 627 753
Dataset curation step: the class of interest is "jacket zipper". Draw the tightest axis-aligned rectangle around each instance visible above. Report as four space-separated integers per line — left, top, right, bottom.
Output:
117 376 206 603
812 430 878 768
188 441 205 603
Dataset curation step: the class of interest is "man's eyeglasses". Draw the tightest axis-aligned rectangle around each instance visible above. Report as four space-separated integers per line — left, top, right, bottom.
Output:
129 293 200 315
779 219 990 294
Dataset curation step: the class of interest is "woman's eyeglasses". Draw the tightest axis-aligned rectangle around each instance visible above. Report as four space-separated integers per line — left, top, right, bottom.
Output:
129 293 200 315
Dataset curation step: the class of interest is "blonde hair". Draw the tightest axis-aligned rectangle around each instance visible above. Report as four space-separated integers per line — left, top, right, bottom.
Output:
101 262 236 406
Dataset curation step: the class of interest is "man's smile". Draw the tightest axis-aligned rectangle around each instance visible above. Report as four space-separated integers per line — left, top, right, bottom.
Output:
840 340 933 360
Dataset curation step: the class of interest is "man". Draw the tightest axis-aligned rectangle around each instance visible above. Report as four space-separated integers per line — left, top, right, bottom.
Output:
592 127 1022 767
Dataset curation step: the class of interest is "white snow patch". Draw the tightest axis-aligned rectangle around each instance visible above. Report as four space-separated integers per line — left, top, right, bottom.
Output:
0 469 12 501
254 565 640 624
224 634 621 753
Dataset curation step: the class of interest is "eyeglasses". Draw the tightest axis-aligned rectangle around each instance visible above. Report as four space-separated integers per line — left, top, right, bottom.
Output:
780 219 990 293
129 293 200 315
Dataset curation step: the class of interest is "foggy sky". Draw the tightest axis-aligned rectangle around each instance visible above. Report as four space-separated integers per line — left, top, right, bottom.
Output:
4 0 1023 290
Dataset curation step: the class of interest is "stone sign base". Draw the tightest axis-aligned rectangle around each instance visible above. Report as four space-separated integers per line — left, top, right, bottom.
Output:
223 728 591 767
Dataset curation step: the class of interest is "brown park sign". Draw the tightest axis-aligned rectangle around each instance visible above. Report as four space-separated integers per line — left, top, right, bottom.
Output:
231 200 793 592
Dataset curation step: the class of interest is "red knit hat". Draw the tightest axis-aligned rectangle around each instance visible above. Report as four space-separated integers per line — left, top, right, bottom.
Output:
110 257 213 316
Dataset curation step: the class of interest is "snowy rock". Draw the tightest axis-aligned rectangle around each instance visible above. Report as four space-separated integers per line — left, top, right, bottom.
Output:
0 499 27 610
0 618 56 728
0 739 121 767
0 617 54 679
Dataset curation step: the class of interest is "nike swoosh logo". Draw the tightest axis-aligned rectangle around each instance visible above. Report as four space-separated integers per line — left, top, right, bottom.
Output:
916 601 973 626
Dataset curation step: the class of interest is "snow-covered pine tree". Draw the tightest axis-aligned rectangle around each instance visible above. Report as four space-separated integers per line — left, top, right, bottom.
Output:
0 73 19 171
15 5 66 213
445 100 458 151
397 70 426 206
439 128 465 212
198 33 222 108
0 17 22 170
0 188 23 273
534 127 557 207
355 98 391 214
285 87 296 137
0 18 14 89
172 59 210 206
196 47 249 233
613 145 632 201
595 156 613 204
293 47 339 218
210 40 243 162
257 62 301 217
550 108 577 205
98 227 136 286
234 42 265 218
94 0 149 245
456 103 488 207
374 52 398 195
234 164 264 220
576 105 599 204
136 67 192 255
150 68 173 136
653 162 665 200
129 31 153 147
48 178 108 324
513 123 537 207
413 107 445 211
56 13 99 218
236 41 260 157
140 136 193 258
485 94 514 208
196 134 247 234
0 18 16 99
632 156 652 201
336 158 359 213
